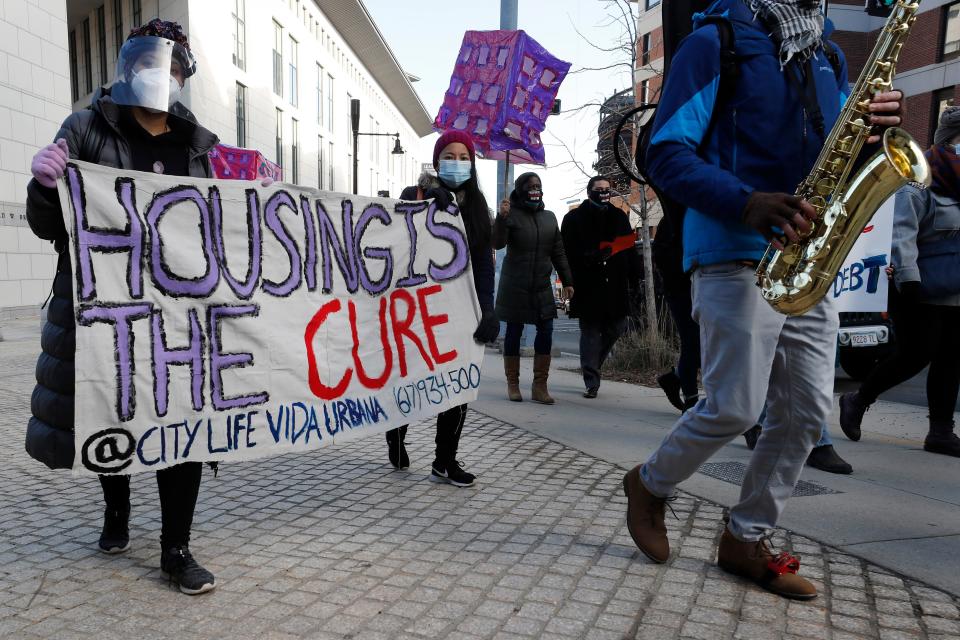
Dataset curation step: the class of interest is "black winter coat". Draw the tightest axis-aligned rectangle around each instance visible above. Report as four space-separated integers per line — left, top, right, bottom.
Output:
560 201 640 321
493 192 573 324
25 90 218 469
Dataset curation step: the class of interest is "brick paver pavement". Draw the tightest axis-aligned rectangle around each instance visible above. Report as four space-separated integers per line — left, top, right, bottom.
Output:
2 319 959 640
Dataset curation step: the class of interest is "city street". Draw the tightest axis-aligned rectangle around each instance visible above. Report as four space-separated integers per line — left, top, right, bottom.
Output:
2 317 960 639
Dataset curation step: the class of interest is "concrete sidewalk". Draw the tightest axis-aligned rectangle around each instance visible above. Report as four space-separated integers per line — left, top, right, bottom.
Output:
473 351 960 597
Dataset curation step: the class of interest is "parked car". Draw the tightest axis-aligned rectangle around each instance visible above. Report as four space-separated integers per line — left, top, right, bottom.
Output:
837 311 896 380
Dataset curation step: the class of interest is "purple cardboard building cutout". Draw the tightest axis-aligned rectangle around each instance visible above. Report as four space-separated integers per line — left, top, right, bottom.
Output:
434 30 570 165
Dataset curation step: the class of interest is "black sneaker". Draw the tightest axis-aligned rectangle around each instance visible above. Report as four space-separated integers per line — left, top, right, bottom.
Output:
98 508 130 554
839 392 869 442
583 386 598 399
806 445 853 474
924 422 960 458
160 546 216 595
743 424 762 451
682 395 699 412
657 371 684 412
430 460 476 487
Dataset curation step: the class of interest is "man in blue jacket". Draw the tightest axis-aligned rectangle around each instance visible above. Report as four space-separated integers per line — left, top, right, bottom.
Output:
621 0 902 600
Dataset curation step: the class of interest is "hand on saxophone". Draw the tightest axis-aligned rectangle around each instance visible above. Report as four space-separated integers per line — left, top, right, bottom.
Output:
741 192 817 250
867 90 903 144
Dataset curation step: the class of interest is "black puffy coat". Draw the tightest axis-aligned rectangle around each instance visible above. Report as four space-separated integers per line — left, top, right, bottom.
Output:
493 191 573 324
24 90 218 469
560 200 640 321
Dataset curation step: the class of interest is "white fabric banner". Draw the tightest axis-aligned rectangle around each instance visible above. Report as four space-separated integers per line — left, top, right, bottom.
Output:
58 161 483 475
830 197 894 313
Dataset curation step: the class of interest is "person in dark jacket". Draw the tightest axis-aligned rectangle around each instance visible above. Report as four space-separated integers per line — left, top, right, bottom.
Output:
560 176 640 398
25 20 219 595
840 106 960 457
384 130 498 487
494 172 573 404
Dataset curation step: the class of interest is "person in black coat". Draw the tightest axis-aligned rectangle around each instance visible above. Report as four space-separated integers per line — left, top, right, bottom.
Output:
25 20 218 595
384 130 498 487
560 176 640 397
494 172 574 404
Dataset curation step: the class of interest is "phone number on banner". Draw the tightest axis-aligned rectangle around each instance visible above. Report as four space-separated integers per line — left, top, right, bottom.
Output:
394 365 481 415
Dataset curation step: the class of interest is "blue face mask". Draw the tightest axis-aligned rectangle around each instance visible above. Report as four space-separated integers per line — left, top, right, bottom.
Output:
438 159 472 187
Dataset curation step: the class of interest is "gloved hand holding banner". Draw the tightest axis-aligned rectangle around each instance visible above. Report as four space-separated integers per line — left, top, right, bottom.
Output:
57 161 483 475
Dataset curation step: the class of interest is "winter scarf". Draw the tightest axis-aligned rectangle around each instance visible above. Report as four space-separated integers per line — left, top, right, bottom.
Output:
925 144 960 202
749 0 824 66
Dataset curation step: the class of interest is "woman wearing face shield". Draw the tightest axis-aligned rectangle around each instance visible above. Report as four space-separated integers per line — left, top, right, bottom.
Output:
494 173 574 404
26 20 218 595
384 131 498 487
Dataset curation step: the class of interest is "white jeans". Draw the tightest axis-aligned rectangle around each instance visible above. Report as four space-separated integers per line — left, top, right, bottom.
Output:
640 262 839 541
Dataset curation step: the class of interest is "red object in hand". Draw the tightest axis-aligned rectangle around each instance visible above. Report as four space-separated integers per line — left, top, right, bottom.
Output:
598 233 636 257
767 552 801 577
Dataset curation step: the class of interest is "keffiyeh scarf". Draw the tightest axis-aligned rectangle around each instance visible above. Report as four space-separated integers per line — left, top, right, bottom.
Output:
749 0 825 66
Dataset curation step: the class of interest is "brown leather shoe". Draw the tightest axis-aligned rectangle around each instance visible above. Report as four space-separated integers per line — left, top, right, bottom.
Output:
717 528 817 600
622 465 670 563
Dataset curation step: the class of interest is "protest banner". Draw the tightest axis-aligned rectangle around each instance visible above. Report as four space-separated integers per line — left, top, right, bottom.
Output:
57 161 484 476
832 196 894 313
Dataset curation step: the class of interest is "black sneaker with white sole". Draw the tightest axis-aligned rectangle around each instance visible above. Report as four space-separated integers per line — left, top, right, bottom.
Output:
160 546 216 595
98 508 130 554
430 460 476 487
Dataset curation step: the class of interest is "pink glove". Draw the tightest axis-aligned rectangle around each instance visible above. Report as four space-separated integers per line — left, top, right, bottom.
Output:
31 139 69 188
261 177 275 187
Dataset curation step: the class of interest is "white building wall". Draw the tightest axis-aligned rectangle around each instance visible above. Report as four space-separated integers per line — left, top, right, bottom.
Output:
0 0 70 319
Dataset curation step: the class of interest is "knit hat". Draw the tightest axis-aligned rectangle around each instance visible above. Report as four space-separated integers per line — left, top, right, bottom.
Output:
433 130 476 168
514 171 540 191
934 106 960 146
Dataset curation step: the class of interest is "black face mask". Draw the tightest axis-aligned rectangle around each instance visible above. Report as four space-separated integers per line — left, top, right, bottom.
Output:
588 188 611 206
523 188 543 208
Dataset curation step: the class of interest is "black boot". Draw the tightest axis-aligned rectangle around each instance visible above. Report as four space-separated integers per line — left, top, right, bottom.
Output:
839 392 870 442
806 445 853 474
924 421 960 457
657 370 684 412
98 507 130 554
161 546 216 595
743 424 761 451
385 426 409 469
431 406 475 487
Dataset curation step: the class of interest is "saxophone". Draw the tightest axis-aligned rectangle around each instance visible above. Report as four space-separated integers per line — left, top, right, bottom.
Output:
755 0 930 316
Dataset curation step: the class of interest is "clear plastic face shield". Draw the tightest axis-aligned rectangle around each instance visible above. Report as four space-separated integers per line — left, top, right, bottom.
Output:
111 36 196 113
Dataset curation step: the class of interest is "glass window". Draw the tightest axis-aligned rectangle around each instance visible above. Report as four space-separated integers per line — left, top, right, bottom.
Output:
292 118 299 184
645 0 662 10
276 108 284 170
368 116 375 161
236 82 247 147
273 21 283 96
232 0 245 70
289 37 298 106
97 6 107 85
933 87 956 142
82 18 92 94
944 2 960 60
641 33 650 66
317 135 324 189
328 140 334 190
316 63 324 126
113 0 123 57
130 0 141 27
69 30 79 103
326 74 334 132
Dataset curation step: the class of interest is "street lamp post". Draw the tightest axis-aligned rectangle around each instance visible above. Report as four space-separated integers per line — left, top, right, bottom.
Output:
350 98 405 195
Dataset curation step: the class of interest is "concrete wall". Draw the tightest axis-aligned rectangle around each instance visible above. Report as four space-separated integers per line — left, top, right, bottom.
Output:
0 0 70 319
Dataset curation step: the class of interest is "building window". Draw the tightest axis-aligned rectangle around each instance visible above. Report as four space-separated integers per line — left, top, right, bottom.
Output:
317 136 324 189
130 0 142 27
236 83 247 147
645 0 662 9
640 33 650 66
69 30 79 103
933 87 956 142
97 6 108 85
276 108 284 170
316 63 323 127
273 21 283 96
112 0 123 58
232 0 245 70
82 18 92 95
640 80 649 104
346 92 353 191
289 37 298 107
328 140 334 189
291 118 299 183
944 2 960 60
368 116 375 162
326 74 334 132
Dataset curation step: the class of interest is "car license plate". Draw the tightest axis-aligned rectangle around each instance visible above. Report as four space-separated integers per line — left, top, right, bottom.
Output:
850 332 878 347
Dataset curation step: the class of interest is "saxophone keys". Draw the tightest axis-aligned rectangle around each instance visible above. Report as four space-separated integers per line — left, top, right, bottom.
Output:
791 272 813 290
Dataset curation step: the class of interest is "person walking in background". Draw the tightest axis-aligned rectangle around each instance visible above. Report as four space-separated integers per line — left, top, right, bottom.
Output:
24 20 218 595
744 410 852 474
561 176 640 398
840 107 960 457
384 131 498 486
495 172 574 404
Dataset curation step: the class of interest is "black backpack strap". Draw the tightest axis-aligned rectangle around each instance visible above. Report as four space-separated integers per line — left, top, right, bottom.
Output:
822 39 842 80
694 16 738 150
